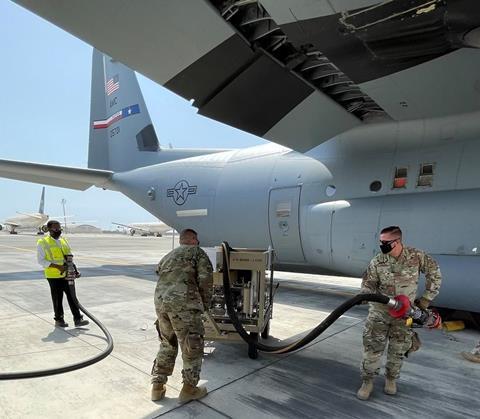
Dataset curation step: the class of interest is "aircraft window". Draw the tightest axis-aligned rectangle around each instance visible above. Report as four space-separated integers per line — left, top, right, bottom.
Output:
325 185 336 197
417 163 434 187
393 167 408 188
370 181 382 192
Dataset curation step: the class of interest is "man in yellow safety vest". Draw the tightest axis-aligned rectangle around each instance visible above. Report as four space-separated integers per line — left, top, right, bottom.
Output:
37 220 89 328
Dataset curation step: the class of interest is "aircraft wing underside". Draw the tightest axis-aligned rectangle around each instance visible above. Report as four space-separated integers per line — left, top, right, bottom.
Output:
12 0 480 152
0 159 114 191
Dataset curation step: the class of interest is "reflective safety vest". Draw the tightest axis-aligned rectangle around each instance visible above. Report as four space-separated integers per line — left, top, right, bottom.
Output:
38 236 71 279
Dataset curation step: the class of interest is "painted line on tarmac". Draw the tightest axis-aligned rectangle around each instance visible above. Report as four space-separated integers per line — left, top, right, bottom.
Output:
0 243 142 266
0 244 35 253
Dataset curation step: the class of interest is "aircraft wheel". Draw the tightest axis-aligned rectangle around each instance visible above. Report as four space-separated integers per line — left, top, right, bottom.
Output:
248 332 259 359
9 231 18 235
261 319 270 339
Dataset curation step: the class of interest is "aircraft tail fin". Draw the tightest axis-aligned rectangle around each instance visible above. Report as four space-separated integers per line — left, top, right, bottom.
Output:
38 186 45 214
88 49 160 172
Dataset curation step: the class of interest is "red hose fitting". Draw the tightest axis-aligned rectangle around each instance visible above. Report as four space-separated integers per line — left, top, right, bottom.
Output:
388 295 411 318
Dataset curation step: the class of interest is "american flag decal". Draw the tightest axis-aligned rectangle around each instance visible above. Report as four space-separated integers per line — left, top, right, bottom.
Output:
106 75 119 96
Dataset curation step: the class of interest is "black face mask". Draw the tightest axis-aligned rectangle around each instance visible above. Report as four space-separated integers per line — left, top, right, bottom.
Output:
50 230 62 239
380 240 396 254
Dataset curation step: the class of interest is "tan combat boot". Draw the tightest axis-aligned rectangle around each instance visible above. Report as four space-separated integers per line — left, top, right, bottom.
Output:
151 383 166 401
384 377 397 395
461 352 480 363
178 383 208 402
356 380 373 400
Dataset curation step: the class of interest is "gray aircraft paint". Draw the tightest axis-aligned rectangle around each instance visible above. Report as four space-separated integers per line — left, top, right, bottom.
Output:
1 49 480 312
38 186 45 214
111 106 480 312
88 49 228 172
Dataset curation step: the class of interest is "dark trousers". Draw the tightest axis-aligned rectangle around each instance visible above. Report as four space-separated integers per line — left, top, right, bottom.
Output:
46 278 82 321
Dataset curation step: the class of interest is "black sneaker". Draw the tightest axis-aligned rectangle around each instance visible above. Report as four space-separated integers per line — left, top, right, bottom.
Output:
74 318 89 327
55 319 69 328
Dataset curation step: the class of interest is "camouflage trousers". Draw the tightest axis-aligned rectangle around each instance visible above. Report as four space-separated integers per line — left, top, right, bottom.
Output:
151 308 205 386
360 308 413 380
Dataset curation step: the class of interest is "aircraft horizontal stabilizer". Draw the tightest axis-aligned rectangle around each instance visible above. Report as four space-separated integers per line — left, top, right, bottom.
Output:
0 159 114 191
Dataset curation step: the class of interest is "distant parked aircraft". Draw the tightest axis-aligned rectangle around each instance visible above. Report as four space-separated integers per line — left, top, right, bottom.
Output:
112 221 171 237
0 187 48 234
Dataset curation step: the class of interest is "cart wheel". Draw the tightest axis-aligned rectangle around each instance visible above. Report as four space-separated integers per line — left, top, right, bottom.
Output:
261 319 270 339
248 332 259 359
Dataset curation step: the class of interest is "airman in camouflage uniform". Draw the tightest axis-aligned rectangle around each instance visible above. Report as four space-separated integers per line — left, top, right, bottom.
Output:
357 226 442 400
151 229 213 402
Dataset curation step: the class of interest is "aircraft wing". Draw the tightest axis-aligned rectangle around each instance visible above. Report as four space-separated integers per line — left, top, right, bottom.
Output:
4 221 20 227
15 212 44 220
112 222 135 230
12 1 480 152
112 222 150 233
0 159 114 191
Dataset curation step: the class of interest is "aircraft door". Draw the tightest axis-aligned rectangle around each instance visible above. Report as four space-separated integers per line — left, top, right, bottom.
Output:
268 186 305 263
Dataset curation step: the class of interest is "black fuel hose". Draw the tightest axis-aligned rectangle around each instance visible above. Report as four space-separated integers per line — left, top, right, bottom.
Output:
0 281 113 380
221 242 389 355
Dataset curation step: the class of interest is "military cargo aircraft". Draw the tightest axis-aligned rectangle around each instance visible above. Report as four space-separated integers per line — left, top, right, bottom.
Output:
1 0 480 313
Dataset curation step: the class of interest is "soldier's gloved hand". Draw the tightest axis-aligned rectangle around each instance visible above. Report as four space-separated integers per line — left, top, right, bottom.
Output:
416 297 430 310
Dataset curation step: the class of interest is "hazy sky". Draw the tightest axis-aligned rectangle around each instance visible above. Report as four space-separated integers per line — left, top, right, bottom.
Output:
0 1 265 230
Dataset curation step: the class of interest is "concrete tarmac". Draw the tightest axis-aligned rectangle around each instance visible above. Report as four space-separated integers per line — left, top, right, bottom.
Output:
0 234 478 418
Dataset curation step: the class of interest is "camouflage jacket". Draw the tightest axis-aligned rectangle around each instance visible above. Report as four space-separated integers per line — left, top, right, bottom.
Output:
154 245 213 312
361 246 442 310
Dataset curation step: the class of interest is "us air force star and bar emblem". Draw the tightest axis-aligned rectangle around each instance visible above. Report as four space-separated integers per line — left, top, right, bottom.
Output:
167 180 197 205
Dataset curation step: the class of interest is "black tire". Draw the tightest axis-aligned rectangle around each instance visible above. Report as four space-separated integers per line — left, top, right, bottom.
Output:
261 319 270 339
248 332 259 359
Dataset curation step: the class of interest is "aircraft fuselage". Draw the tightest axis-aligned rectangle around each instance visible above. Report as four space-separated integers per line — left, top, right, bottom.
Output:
113 112 480 312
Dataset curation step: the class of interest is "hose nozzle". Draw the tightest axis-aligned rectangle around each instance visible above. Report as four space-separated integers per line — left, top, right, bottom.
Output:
387 295 411 318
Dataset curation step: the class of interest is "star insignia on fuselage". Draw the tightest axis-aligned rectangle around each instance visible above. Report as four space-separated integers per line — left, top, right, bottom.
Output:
167 180 197 205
